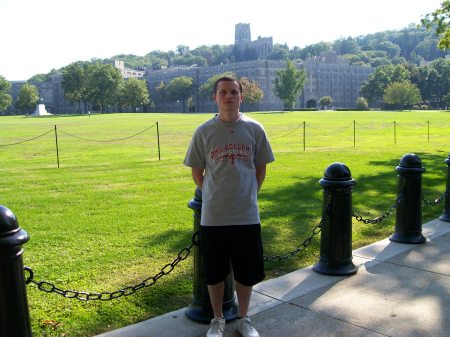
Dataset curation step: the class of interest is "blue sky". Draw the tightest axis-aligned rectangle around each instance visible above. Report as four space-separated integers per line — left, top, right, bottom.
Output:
0 0 444 81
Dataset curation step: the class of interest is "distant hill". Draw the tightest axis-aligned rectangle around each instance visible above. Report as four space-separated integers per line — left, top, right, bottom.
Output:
28 24 447 82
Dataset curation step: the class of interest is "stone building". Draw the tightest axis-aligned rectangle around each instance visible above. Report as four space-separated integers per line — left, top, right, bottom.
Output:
146 53 374 112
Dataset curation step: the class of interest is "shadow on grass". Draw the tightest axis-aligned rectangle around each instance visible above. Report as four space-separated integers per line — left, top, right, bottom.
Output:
50 151 449 337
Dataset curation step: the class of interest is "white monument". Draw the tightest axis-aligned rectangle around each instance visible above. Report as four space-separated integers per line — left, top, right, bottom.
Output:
31 97 51 116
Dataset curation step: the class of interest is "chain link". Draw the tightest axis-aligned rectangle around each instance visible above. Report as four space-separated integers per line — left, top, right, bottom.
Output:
353 194 402 224
263 207 328 263
24 231 199 301
423 185 449 207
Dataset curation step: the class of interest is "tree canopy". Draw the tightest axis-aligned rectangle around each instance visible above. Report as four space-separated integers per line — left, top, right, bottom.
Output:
16 83 39 113
0 75 12 112
274 60 307 110
383 81 422 109
421 0 450 49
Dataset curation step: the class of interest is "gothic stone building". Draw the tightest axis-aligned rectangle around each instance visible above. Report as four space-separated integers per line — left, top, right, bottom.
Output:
146 54 374 112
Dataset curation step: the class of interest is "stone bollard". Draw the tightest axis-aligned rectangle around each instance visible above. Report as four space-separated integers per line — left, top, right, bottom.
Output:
185 187 238 323
313 163 358 276
0 205 32 337
390 153 426 244
439 153 450 222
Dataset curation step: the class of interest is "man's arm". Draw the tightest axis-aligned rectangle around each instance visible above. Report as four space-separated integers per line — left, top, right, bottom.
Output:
255 164 267 193
191 167 204 190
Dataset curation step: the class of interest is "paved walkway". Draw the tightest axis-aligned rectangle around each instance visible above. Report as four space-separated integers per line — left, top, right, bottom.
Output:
96 218 450 337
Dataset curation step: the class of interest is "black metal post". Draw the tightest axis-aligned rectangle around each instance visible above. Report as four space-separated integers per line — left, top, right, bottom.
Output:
313 163 358 276
185 188 238 323
390 153 426 244
439 153 450 222
0 205 32 337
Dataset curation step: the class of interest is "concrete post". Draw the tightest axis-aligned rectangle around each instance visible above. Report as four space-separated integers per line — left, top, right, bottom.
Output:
390 153 426 244
0 205 32 337
185 188 238 323
313 163 358 276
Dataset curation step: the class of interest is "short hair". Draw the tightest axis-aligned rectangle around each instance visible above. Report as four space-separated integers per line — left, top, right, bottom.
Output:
213 76 243 94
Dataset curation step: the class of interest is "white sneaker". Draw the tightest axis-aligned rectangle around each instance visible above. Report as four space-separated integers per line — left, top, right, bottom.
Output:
238 317 260 337
206 317 226 337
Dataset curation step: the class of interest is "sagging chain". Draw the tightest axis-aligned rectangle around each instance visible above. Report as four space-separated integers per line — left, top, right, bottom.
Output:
24 231 199 301
423 185 449 206
263 206 328 263
353 194 403 224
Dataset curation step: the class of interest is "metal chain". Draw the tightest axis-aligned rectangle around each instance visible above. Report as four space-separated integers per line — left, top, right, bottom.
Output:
353 194 403 224
263 207 328 263
423 186 449 207
24 231 199 301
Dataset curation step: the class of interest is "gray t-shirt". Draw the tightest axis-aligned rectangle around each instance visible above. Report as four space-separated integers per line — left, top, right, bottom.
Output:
184 113 275 226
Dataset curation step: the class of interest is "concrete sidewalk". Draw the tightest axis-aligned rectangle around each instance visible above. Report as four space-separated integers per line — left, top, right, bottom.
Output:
96 218 450 337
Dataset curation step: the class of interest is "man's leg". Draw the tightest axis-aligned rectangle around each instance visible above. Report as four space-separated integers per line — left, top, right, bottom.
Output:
235 281 252 317
208 281 225 318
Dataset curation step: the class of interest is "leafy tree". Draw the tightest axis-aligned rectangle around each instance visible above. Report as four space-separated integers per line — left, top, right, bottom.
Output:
414 38 446 60
274 60 307 110
154 81 169 109
167 76 193 112
319 96 333 109
119 78 150 112
375 41 401 58
333 37 360 55
360 64 410 104
28 69 60 83
239 76 264 109
356 97 369 110
85 63 123 112
294 42 331 60
267 44 290 60
0 75 12 112
383 81 422 110
16 83 39 113
199 72 235 98
421 0 450 49
62 61 89 113
240 77 263 104
444 91 450 107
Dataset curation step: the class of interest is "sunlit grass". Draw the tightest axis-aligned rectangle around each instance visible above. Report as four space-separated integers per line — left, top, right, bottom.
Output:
0 110 449 336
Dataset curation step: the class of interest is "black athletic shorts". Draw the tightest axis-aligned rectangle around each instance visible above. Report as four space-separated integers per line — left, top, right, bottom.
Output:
200 224 265 286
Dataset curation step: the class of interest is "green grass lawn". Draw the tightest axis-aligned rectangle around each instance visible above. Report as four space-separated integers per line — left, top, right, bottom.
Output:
1 110 449 336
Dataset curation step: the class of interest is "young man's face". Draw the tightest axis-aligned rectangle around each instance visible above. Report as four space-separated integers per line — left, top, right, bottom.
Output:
213 80 243 113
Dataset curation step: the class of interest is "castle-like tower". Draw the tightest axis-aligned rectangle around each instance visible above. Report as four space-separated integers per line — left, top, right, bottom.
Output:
233 23 273 62
235 23 251 44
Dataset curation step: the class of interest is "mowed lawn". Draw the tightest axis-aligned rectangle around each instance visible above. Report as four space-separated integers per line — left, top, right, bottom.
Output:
1 110 449 336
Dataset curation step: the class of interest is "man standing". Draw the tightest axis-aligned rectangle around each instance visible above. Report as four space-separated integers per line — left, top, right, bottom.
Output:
184 77 275 337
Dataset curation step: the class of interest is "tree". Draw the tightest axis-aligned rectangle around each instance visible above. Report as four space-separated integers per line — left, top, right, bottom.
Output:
154 81 169 110
383 81 422 110
62 61 89 113
360 64 410 104
319 96 333 109
239 77 264 105
274 60 307 110
199 72 235 99
356 97 369 110
421 0 450 49
16 83 39 113
0 75 12 112
167 76 193 112
414 58 450 107
85 63 123 112
119 78 150 112
267 44 290 60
